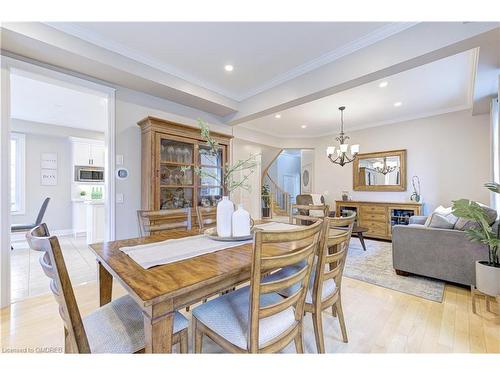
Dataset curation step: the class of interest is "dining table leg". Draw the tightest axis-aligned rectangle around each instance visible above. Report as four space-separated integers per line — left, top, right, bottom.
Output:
143 299 175 353
98 261 113 306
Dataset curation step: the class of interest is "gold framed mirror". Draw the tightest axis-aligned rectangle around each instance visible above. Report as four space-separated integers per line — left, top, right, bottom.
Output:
353 149 407 191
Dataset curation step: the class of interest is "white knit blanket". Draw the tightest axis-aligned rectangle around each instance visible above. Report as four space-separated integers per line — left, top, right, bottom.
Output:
120 222 301 269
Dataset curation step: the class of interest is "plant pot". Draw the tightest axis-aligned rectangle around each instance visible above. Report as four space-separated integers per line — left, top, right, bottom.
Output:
475 260 500 297
216 196 234 237
262 207 270 218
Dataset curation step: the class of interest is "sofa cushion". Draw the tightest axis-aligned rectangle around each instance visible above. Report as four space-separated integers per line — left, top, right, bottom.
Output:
427 213 456 229
454 203 497 231
425 206 458 227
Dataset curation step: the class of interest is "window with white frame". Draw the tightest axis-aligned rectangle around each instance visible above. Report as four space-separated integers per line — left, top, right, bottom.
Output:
10 132 26 215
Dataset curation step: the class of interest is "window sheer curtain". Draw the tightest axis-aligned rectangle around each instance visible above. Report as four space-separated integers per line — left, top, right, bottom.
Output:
491 96 499 212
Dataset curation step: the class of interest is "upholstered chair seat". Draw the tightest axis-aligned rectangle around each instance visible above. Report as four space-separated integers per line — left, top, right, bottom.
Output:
191 286 295 350
84 295 189 353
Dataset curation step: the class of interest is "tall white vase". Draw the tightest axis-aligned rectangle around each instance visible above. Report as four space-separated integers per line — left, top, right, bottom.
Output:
217 196 234 237
232 204 251 237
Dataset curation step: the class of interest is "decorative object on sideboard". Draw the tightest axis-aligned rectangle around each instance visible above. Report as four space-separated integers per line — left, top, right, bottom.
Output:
325 106 359 167
188 119 259 236
341 191 350 201
410 175 422 203
353 149 407 192
452 182 500 298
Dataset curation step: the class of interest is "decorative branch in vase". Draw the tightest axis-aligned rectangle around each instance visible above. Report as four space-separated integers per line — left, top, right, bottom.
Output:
183 119 260 237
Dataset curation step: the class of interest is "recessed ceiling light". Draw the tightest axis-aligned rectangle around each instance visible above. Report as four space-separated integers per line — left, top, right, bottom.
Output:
224 64 234 72
394 101 403 107
274 114 281 119
301 125 307 129
378 81 388 88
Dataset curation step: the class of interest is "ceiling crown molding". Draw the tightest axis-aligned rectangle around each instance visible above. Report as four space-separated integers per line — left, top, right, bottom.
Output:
43 22 240 101
44 22 419 102
237 22 420 100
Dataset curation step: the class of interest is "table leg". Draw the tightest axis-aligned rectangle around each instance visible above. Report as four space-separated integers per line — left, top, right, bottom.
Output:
98 262 113 306
144 299 174 353
358 233 367 251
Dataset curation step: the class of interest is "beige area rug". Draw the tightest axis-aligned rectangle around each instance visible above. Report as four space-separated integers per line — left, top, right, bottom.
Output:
343 238 445 302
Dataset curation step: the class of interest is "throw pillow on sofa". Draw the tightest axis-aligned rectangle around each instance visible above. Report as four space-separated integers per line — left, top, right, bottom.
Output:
427 213 457 229
424 206 458 227
454 202 497 231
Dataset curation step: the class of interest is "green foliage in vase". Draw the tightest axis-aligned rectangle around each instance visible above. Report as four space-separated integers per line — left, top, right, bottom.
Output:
184 119 259 196
452 182 500 266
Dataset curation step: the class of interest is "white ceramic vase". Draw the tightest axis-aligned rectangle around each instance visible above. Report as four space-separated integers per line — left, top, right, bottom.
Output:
217 196 234 237
232 204 251 237
475 260 500 297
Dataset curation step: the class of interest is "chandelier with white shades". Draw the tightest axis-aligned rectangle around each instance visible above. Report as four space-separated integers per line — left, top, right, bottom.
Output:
326 106 359 167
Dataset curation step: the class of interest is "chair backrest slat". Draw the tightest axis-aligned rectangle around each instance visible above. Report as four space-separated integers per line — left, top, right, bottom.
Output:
290 204 329 226
309 213 356 306
247 219 326 352
196 206 217 233
26 224 90 353
137 208 192 237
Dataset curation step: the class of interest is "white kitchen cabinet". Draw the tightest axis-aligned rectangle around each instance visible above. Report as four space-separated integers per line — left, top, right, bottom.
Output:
71 138 105 167
90 144 105 167
72 201 87 237
85 200 105 244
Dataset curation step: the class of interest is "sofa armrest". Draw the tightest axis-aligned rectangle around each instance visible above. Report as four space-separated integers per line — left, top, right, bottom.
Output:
392 224 489 286
409 215 428 225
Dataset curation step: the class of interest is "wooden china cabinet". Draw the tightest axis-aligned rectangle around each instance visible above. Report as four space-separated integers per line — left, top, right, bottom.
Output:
138 117 232 226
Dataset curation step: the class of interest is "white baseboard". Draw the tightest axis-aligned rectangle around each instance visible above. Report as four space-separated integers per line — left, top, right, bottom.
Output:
10 228 76 242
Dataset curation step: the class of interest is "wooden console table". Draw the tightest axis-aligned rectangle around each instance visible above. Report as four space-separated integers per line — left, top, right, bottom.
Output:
335 200 422 240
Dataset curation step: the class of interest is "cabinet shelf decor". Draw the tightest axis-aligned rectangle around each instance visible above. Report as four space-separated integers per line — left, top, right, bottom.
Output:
138 117 232 227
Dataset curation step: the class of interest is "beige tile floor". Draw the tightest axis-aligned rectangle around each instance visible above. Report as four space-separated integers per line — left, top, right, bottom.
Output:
10 235 97 302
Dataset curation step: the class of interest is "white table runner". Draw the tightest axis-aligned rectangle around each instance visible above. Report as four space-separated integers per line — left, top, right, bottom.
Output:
120 222 301 269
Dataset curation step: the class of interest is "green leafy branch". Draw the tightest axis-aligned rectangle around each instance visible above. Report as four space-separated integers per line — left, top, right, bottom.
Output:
195 119 259 196
452 182 500 266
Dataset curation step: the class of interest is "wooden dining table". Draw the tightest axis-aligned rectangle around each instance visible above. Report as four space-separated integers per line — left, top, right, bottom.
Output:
88 227 256 353
88 222 345 353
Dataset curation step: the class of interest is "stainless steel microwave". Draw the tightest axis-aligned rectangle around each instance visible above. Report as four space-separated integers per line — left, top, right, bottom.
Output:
74 166 104 182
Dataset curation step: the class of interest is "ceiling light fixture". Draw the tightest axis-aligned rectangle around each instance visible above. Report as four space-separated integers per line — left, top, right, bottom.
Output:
224 64 234 72
274 114 281 119
326 106 359 167
301 125 307 129
394 101 403 107
378 81 388 88
373 157 398 175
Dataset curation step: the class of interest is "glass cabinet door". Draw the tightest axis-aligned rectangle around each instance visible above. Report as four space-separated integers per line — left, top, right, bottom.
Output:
160 139 194 165
197 145 225 207
159 187 193 210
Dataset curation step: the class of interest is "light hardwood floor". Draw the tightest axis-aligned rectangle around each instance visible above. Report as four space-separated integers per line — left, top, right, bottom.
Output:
10 235 97 301
1 275 498 353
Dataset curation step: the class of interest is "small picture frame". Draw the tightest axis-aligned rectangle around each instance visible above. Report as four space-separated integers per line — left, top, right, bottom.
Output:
41 153 57 170
41 169 57 186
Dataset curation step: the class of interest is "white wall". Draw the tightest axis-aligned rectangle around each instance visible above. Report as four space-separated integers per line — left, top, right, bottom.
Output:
312 110 491 214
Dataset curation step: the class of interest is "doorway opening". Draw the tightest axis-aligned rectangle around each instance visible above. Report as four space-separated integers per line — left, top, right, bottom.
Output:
1 58 115 305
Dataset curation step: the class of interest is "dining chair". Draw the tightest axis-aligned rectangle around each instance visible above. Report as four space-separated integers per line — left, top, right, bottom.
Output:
290 204 329 225
265 212 356 353
196 206 217 233
191 219 326 353
26 223 189 353
137 208 192 237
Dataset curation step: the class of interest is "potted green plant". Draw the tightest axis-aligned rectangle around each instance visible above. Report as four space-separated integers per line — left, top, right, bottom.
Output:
452 182 500 297
261 184 271 218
